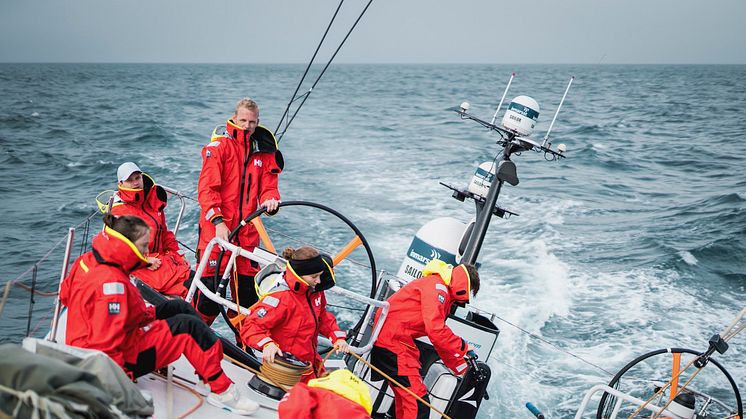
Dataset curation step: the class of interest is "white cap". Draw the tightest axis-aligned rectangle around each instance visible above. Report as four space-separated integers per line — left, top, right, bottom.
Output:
117 162 142 182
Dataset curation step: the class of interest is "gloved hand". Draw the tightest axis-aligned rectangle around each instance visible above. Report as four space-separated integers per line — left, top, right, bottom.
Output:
155 299 199 319
466 350 478 360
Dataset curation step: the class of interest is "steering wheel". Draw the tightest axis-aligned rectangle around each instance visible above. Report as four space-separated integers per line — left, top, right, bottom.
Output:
596 347 742 419
213 200 378 341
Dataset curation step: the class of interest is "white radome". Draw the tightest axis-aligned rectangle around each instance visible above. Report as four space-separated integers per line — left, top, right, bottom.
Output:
502 95 540 136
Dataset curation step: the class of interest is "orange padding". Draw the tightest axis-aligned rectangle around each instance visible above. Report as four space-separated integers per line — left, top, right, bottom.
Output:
333 236 362 267
670 352 681 401
251 217 276 253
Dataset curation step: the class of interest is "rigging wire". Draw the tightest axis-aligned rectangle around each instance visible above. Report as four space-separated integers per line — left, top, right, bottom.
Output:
275 0 374 143
483 310 616 377
275 0 345 137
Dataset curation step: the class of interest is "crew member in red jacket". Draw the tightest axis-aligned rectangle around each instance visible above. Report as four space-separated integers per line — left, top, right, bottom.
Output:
111 162 190 296
370 259 480 419
196 98 283 323
240 246 349 383
60 214 259 415
278 369 372 418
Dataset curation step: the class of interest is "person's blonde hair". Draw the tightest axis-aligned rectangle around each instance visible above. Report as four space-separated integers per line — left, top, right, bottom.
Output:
235 98 259 115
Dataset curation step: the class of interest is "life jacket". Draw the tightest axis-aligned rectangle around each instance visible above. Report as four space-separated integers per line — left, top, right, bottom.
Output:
278 369 372 418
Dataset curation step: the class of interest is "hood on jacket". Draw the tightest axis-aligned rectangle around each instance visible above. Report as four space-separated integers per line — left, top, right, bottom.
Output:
91 226 149 273
222 120 279 153
114 173 166 210
422 259 471 303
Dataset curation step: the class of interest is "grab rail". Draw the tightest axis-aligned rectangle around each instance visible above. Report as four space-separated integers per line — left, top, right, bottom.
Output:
184 237 389 354
574 384 682 419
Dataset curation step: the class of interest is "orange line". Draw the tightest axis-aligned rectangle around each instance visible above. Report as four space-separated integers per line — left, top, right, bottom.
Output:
332 236 362 266
670 352 681 401
250 218 276 253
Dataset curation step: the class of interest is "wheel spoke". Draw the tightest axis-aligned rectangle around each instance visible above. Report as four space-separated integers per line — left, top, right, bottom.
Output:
251 217 276 253
332 236 362 266
670 352 681 401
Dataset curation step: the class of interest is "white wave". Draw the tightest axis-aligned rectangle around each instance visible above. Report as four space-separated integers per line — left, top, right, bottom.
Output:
678 250 698 265
592 142 607 151
31 111 40 117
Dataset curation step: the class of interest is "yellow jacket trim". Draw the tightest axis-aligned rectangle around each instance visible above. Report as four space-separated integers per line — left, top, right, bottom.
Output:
79 260 90 273
285 263 310 287
422 259 453 285
103 226 149 264
117 186 143 192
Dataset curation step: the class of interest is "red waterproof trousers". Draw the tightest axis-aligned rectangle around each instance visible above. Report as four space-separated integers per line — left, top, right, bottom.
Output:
123 315 232 393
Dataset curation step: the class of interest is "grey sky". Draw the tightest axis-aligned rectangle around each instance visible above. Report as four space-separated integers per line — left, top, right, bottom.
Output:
2 0 745 64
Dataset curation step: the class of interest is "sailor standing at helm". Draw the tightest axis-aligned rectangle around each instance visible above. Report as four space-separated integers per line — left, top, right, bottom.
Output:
239 246 349 383
195 98 283 325
370 259 480 419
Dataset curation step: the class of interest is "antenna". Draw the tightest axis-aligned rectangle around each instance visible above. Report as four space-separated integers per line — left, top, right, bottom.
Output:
542 76 574 148
490 72 516 125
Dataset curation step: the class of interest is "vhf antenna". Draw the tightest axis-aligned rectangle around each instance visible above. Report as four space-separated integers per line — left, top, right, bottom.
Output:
541 76 574 148
490 72 515 125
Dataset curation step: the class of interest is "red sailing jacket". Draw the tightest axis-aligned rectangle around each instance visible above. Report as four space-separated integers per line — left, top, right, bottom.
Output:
373 270 470 376
239 266 346 377
278 382 371 419
59 227 155 367
197 121 282 275
110 174 190 295
111 174 179 254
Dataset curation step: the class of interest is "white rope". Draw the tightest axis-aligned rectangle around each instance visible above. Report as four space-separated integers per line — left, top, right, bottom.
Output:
0 383 73 419
721 306 746 342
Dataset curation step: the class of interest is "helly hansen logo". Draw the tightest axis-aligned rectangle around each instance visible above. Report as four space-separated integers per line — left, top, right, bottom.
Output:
253 159 263 167
108 302 121 315
438 294 445 304
314 297 321 307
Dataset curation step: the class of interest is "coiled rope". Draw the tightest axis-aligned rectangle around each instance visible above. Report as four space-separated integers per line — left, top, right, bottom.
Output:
257 357 312 391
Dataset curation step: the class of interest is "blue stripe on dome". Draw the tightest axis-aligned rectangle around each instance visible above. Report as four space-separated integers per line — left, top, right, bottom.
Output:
508 102 539 120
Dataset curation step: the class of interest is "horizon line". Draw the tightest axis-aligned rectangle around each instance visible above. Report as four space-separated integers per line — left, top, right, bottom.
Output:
1 61 745 66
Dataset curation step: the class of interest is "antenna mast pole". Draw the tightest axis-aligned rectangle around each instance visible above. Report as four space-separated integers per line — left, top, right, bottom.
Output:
490 73 515 125
542 76 574 147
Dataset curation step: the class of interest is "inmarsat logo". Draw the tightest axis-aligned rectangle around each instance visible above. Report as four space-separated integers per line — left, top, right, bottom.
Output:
408 249 430 264
409 247 441 264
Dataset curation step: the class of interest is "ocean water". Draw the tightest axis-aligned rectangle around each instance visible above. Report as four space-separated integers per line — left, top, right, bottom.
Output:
1 63 744 417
